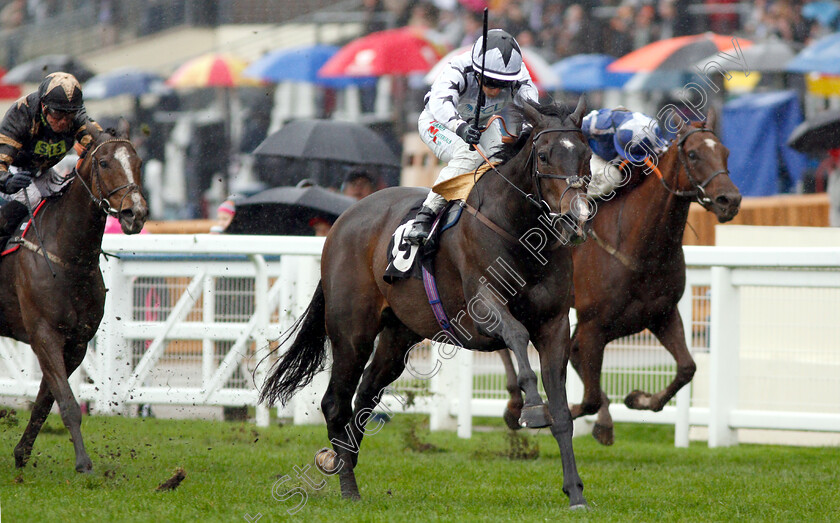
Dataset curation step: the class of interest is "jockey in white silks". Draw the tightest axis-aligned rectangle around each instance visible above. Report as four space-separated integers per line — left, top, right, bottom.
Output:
582 108 668 199
404 29 539 245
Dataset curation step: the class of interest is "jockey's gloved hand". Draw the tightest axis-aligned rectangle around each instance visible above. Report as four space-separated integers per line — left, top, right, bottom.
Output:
0 171 32 193
456 122 481 145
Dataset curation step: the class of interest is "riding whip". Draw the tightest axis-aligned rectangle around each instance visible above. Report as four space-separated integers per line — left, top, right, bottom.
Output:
470 7 489 152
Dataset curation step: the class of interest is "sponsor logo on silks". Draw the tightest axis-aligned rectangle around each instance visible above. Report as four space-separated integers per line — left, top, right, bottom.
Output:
33 140 67 158
428 122 452 145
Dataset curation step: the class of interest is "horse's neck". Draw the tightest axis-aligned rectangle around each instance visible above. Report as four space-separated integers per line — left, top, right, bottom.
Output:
46 169 106 265
621 147 691 257
468 150 540 239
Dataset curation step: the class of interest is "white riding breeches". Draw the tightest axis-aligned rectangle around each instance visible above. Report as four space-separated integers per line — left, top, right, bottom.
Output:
418 109 503 211
587 154 624 199
0 167 73 208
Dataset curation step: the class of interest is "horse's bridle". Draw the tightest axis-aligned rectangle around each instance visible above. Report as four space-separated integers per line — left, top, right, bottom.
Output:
664 127 729 207
74 138 142 217
526 127 587 214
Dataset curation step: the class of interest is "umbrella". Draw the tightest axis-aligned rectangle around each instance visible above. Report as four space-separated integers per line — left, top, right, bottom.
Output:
84 67 165 100
802 1 840 29
0 69 21 99
424 45 560 90
166 52 260 88
551 54 632 92
608 33 752 73
2 54 94 84
253 119 399 167
226 185 357 236
319 27 447 77
243 44 376 87
787 109 840 153
786 33 840 75
695 37 798 73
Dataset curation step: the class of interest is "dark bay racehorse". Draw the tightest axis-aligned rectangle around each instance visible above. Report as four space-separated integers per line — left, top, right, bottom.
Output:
0 127 147 472
261 99 593 507
500 111 741 445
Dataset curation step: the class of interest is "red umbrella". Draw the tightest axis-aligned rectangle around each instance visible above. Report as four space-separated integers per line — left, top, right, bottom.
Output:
0 69 21 99
318 27 448 78
608 33 752 73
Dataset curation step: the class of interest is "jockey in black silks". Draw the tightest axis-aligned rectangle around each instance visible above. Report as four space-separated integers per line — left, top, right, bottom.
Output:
0 71 103 247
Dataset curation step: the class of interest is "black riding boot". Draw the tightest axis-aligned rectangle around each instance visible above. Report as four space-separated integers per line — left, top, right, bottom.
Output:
0 201 28 249
404 205 437 245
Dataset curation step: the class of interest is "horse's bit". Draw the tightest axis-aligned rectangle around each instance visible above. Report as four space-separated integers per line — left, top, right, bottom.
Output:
74 138 142 217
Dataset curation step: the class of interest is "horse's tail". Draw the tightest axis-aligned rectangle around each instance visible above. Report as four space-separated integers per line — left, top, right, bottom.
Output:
259 281 328 406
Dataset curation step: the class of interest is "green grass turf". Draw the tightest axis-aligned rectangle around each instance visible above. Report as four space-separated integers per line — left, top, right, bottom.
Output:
0 408 838 522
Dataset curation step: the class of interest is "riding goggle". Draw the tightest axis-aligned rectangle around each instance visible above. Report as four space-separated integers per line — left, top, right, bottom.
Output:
481 76 513 90
44 106 79 121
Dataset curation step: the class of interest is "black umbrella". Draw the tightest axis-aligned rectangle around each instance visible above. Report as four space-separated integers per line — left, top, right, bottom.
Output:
787 109 840 154
253 119 400 167
226 185 358 236
2 54 95 84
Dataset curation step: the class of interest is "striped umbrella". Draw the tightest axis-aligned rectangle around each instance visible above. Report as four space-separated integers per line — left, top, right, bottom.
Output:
166 52 261 88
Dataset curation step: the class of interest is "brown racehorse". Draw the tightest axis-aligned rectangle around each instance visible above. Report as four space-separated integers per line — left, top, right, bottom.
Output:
0 127 147 472
261 99 593 507
500 110 741 445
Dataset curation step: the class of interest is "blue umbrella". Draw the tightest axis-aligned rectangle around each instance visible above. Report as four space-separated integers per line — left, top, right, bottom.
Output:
802 1 840 29
786 32 840 74
551 54 632 92
244 44 376 88
84 67 166 100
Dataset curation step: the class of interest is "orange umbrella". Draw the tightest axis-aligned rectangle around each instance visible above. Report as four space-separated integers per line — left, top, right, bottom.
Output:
608 33 752 73
319 27 447 77
166 52 261 88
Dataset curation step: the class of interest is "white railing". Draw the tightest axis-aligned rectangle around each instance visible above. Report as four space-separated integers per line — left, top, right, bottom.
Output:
0 236 837 447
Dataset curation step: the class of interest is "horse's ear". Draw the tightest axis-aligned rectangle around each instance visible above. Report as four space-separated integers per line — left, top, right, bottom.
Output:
88 122 102 143
522 99 542 127
118 117 131 139
675 114 687 135
570 96 586 128
705 107 717 131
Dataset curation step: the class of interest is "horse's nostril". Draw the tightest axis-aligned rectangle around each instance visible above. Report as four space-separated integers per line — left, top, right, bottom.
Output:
715 195 730 208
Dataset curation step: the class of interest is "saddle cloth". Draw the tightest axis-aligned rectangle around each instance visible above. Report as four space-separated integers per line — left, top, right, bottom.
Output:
383 200 464 284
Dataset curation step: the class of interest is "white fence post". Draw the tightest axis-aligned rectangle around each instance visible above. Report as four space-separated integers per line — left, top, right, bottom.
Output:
457 348 473 438
291 255 328 425
251 254 270 428
429 342 458 431
97 255 132 416
709 266 740 447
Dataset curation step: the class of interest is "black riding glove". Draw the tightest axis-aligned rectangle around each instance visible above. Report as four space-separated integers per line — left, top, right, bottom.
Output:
456 122 481 145
0 171 32 194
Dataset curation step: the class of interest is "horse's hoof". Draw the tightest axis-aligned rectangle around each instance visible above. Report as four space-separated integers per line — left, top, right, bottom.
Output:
570 501 590 511
315 448 343 475
503 408 522 431
75 459 93 473
338 469 360 500
519 404 553 429
13 449 29 469
624 389 651 410
592 423 614 446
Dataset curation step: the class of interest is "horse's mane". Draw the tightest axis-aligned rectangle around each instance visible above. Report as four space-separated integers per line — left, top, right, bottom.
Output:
493 100 578 164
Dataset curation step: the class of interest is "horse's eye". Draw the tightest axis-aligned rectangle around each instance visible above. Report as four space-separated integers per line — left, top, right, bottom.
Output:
98 160 108 168
688 151 698 160
538 152 548 162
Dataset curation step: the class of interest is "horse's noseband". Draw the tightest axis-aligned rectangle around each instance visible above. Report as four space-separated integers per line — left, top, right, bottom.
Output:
675 128 730 206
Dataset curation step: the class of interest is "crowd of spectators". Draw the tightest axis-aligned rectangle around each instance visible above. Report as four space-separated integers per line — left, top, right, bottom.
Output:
366 0 840 64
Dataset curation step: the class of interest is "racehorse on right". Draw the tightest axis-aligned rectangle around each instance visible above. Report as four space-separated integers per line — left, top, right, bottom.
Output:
500 109 741 445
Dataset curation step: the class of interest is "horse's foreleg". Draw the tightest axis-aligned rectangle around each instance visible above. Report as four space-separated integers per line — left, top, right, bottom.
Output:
568 324 614 445
14 378 54 468
502 323 550 428
625 308 695 412
31 338 91 473
499 349 524 430
535 314 587 508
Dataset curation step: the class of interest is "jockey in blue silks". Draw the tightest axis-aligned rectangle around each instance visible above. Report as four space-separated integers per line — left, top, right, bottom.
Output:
581 108 668 199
